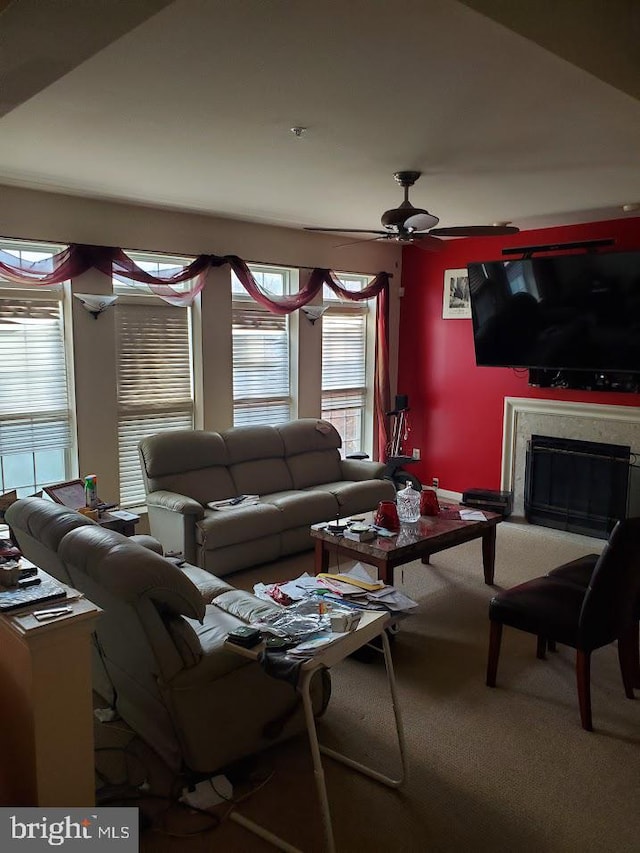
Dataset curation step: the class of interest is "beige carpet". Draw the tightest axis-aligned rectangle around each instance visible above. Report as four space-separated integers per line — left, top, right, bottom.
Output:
95 520 640 852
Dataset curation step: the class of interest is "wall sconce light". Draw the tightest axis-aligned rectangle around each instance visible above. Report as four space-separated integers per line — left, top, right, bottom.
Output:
301 305 328 324
73 293 119 319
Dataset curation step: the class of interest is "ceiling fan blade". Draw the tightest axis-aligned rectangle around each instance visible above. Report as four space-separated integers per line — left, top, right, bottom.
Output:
304 227 389 235
333 235 390 248
409 233 444 251
429 225 520 237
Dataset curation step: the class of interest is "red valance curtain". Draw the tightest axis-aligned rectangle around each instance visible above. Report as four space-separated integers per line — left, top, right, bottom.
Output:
0 242 391 456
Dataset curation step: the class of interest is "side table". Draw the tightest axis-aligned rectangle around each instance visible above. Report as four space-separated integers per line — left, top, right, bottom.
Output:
97 510 139 537
0 568 101 806
225 610 407 853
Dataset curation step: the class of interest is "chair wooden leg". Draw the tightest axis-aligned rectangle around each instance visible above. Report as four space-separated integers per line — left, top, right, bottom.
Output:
632 620 640 689
486 621 502 687
617 628 637 699
576 649 593 731
536 636 546 659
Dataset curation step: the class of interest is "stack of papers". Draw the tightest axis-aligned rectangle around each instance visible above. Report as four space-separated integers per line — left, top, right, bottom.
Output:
318 568 384 591
459 509 487 521
253 563 418 614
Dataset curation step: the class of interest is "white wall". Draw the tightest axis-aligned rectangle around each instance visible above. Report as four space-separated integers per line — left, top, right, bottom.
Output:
0 185 402 509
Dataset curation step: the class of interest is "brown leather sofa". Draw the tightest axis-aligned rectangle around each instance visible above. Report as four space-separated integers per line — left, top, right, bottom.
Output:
6 497 326 775
139 418 396 575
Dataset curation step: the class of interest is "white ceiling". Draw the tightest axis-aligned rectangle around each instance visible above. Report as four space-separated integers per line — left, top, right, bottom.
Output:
2 0 640 238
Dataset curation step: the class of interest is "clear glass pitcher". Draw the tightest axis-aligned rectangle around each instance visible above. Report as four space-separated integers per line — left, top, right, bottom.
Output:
396 481 421 522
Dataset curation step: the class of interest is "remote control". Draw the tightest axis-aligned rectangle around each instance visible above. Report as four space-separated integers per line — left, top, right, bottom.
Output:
18 576 41 588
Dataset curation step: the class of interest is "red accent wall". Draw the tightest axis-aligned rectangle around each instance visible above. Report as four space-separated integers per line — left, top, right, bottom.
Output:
398 217 640 493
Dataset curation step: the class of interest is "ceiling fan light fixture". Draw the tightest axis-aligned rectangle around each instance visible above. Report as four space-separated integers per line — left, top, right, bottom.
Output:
404 211 439 231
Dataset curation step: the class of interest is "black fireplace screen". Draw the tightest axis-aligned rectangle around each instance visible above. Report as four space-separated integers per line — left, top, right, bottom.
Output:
524 435 631 538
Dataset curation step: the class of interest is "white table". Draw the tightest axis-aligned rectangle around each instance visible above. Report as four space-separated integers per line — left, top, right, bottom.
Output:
226 610 407 852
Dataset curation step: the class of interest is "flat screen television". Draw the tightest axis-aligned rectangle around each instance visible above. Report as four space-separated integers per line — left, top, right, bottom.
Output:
467 251 640 373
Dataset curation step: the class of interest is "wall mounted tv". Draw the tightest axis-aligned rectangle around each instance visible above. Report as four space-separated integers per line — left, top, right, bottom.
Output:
468 251 640 373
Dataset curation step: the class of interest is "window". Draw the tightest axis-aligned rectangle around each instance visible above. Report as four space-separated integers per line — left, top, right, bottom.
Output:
321 274 372 457
0 240 73 497
231 265 296 427
115 253 194 507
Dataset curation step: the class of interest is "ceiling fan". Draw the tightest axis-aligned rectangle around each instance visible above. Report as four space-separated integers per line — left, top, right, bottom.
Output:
304 171 519 248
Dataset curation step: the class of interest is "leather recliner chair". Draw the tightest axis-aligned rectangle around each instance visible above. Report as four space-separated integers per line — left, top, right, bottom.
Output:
6 498 328 775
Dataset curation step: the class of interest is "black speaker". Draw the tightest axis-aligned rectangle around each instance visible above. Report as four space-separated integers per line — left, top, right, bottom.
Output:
461 488 513 516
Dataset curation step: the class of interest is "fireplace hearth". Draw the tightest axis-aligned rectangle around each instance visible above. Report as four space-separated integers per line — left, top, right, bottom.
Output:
524 435 631 538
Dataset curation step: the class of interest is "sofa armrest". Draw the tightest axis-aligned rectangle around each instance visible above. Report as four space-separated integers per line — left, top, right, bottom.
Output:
339 458 387 481
130 534 164 554
145 491 204 565
146 490 205 518
179 563 234 603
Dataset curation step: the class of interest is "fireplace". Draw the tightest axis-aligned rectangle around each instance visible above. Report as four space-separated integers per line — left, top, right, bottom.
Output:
524 435 631 538
501 398 640 532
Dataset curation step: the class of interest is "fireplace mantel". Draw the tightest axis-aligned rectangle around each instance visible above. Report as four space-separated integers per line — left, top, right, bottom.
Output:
500 397 640 516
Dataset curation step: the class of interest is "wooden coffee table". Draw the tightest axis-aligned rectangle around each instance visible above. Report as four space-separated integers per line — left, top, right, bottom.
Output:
310 506 503 586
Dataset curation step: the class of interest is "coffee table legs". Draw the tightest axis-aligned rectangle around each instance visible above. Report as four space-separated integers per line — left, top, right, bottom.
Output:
482 526 497 585
315 539 330 573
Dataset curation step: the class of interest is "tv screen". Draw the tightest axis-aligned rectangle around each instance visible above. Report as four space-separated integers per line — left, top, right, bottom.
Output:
468 251 640 373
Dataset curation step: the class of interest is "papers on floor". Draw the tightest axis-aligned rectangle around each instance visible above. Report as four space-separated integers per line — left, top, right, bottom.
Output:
459 509 487 521
208 494 259 511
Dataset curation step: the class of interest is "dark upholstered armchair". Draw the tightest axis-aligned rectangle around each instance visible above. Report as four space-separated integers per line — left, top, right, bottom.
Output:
486 517 640 731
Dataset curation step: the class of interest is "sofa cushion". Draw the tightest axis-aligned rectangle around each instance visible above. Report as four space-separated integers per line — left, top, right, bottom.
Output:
140 430 237 504
174 606 257 683
213 589 283 624
277 418 341 455
286 450 343 489
308 479 396 515
230 459 293 497
140 429 229 479
261 489 338 528
6 496 95 549
222 425 285 463
151 467 238 507
222 425 293 496
196 503 284 549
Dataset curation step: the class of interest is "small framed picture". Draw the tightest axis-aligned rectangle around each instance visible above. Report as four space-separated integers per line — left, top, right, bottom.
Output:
442 268 471 319
43 479 86 510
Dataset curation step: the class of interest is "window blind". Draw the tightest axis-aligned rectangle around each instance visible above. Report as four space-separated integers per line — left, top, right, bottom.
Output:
232 303 290 426
321 310 367 456
0 297 71 455
116 301 193 506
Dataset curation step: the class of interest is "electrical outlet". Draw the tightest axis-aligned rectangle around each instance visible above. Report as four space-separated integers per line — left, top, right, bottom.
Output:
432 477 439 489
412 448 420 460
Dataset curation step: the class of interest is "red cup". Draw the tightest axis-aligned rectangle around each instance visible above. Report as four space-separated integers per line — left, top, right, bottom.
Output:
420 488 440 516
374 500 400 531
